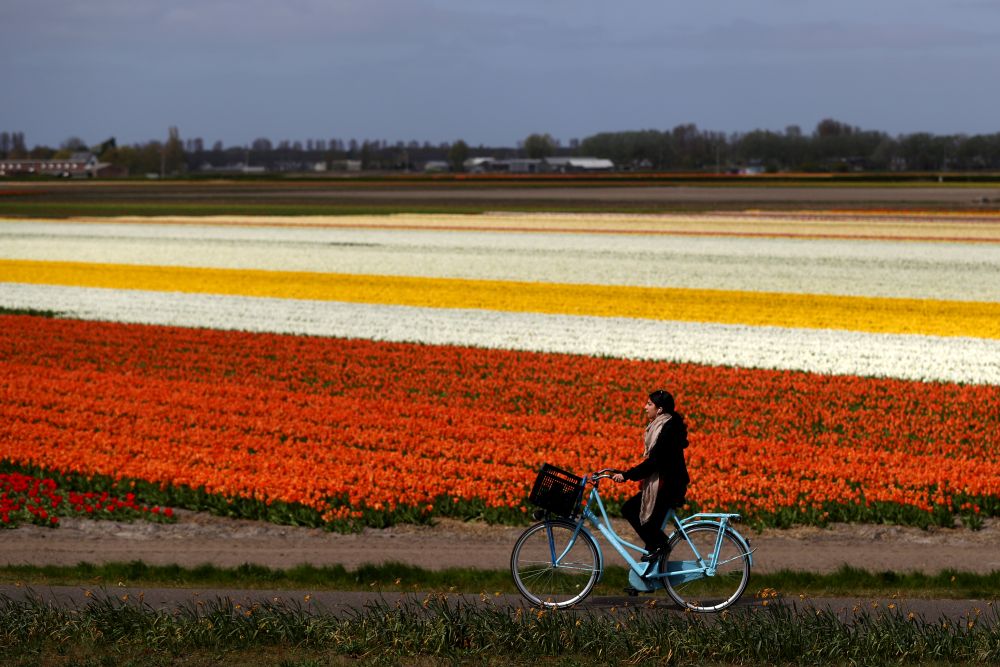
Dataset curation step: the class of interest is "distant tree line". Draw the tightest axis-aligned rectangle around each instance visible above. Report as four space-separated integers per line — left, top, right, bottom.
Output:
4 119 1000 175
579 120 1000 172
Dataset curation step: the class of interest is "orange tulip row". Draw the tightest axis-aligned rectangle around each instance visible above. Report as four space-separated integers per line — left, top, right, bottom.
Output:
1 314 998 525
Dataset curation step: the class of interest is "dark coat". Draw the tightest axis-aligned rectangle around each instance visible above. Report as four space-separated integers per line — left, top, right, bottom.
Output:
623 414 689 508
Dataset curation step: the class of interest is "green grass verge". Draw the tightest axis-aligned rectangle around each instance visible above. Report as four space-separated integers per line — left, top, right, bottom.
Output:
2 590 999 666
3 562 999 600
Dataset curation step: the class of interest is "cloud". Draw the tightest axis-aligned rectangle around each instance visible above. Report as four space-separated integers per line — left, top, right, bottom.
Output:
1 0 608 55
632 18 998 55
4 0 1000 146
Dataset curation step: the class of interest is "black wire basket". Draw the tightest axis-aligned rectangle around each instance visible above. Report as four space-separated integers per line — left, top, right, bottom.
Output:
528 464 585 518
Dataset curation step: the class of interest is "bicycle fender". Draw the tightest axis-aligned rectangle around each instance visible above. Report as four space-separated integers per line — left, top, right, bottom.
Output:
669 520 754 568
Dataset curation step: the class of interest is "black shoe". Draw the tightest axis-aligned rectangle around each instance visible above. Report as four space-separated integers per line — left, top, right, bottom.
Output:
640 546 668 563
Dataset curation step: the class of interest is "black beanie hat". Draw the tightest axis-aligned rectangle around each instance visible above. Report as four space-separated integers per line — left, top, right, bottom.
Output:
649 389 675 413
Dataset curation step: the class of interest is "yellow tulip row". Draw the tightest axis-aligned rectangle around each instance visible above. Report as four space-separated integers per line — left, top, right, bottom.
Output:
2 257 998 340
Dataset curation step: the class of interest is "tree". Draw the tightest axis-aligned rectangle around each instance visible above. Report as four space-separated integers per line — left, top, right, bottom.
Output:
53 137 82 159
898 133 937 171
8 132 27 159
579 129 675 169
734 130 784 166
814 118 855 138
95 137 118 164
672 124 708 169
109 141 166 175
29 145 56 159
360 140 374 169
142 142 163 174
163 126 185 175
523 133 556 159
448 140 469 172
60 136 88 152
869 136 899 171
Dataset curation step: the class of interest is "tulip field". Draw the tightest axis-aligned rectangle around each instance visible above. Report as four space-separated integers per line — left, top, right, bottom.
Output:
1 210 999 529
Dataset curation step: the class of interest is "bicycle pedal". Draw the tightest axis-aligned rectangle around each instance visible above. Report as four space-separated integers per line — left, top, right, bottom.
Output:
623 586 641 597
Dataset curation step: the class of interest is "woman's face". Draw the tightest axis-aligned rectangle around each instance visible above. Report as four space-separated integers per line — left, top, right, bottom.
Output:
644 398 660 421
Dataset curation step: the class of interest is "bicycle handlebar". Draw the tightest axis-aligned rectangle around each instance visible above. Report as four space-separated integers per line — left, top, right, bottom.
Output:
591 468 624 480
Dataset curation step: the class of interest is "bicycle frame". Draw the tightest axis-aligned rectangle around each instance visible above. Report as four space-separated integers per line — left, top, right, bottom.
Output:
552 475 753 590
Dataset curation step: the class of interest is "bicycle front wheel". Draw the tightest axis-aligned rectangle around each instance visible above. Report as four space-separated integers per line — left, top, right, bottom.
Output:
510 520 600 609
664 525 750 612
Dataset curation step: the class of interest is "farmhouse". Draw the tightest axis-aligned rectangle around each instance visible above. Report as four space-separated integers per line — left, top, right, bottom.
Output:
422 160 450 172
462 156 616 173
463 157 497 173
503 158 544 173
543 157 615 173
0 152 109 178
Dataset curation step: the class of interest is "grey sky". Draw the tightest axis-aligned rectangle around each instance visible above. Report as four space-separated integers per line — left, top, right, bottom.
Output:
3 0 999 148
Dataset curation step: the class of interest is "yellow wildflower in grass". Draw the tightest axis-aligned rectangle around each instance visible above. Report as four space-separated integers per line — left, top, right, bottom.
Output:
2 258 999 339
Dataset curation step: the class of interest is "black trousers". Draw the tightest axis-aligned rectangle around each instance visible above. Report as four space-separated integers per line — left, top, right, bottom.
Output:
621 492 670 551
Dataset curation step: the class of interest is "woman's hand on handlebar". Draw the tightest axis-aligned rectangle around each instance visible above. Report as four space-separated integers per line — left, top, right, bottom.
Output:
593 468 625 482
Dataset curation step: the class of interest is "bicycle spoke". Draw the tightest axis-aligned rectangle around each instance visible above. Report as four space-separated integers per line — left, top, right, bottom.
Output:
511 521 600 609
664 525 750 613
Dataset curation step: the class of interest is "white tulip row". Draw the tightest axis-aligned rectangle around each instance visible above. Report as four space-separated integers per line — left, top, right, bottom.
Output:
2 220 999 302
5 282 998 386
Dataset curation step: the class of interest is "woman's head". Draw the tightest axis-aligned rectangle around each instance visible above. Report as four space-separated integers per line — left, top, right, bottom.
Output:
645 389 675 419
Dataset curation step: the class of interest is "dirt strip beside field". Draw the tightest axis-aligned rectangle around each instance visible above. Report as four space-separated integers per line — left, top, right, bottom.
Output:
2 512 999 574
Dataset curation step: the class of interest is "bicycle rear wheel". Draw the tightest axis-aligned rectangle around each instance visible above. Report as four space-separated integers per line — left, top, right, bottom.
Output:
510 520 600 609
663 525 750 612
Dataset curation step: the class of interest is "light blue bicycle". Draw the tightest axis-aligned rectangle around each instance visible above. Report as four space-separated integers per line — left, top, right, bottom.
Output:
511 464 754 612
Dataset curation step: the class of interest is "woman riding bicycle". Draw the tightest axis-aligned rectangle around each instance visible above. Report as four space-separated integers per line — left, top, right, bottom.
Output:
612 389 689 562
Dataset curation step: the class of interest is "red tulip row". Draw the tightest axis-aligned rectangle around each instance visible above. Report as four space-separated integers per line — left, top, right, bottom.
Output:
0 470 174 528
